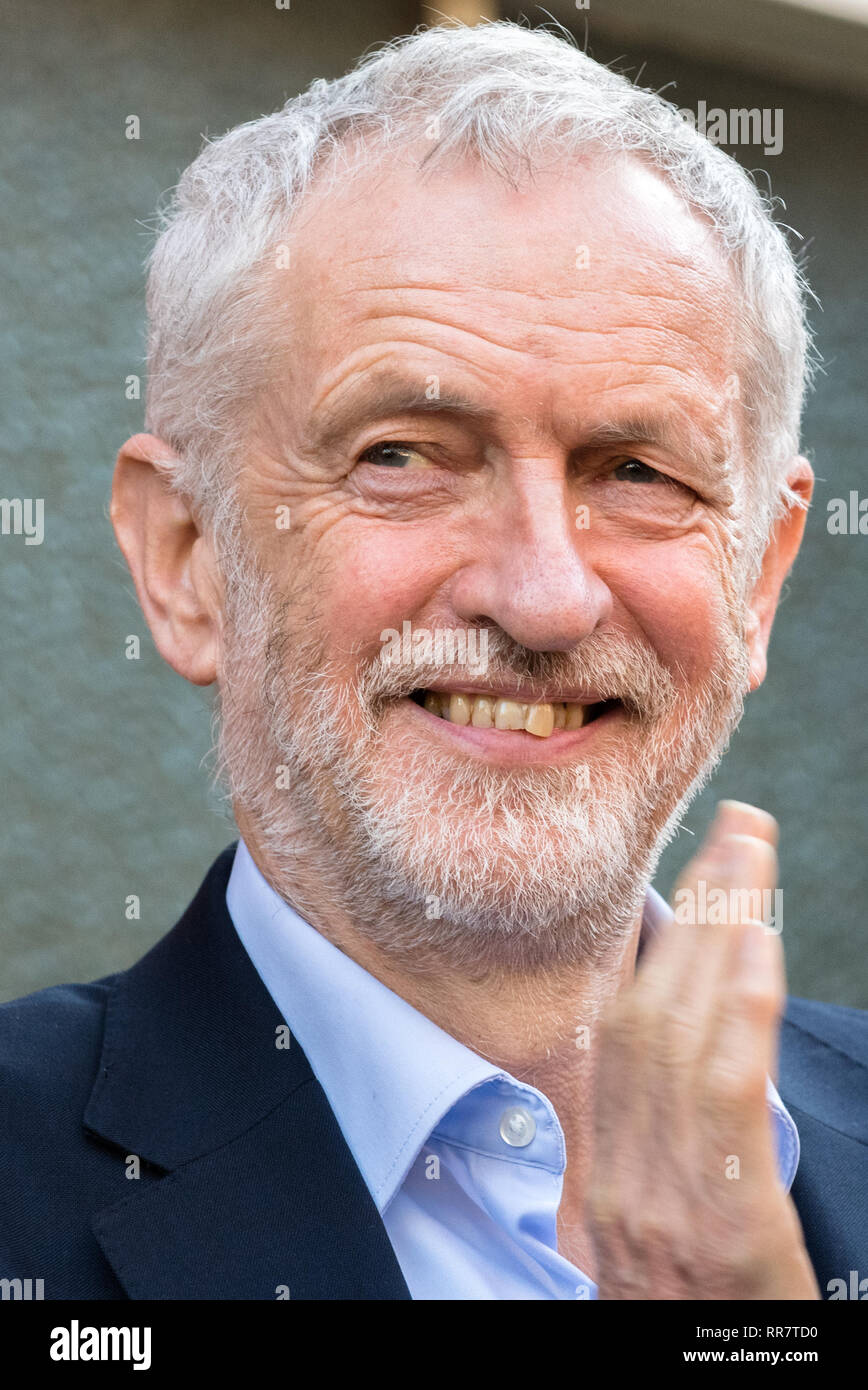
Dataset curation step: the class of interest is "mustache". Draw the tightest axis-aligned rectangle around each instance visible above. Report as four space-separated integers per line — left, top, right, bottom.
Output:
356 626 680 723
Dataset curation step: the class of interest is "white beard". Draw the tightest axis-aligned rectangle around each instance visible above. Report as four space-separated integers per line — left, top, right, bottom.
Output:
214 553 749 973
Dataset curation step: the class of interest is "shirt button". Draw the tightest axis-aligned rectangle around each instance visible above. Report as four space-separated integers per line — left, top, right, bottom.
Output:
499 1105 536 1147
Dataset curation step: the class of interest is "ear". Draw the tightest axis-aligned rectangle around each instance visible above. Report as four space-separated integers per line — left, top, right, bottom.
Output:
746 456 813 691
110 433 221 686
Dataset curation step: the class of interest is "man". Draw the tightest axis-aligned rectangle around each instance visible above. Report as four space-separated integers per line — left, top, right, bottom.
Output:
1 20 866 1301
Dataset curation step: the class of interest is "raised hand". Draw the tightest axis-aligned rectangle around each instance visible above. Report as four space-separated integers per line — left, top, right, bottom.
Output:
587 801 820 1300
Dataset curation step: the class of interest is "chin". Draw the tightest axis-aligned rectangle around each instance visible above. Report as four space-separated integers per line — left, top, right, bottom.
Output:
338 781 656 967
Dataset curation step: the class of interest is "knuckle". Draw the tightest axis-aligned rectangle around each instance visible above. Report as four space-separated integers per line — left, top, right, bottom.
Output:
629 1212 675 1253
723 989 784 1034
728 980 783 1025
725 1226 784 1287
705 1059 767 1111
585 1183 622 1233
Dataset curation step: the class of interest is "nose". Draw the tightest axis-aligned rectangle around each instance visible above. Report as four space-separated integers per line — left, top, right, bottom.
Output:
449 466 612 651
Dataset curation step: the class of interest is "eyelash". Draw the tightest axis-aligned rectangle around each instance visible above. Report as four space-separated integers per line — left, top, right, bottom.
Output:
357 441 424 467
609 458 683 488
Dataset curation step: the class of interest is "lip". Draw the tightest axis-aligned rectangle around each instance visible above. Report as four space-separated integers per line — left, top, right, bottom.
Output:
402 695 623 764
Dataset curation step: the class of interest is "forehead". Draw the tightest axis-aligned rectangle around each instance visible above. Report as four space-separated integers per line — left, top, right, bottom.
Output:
263 143 741 464
283 141 735 348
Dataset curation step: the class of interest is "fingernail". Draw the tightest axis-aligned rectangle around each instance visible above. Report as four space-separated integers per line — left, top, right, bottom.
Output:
713 800 779 847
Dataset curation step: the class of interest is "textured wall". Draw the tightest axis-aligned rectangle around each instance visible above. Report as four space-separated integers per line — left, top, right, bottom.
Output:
1 1 865 1005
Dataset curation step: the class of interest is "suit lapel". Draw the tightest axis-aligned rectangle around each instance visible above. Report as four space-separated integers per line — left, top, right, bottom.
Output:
786 1104 868 1297
780 1006 868 1296
85 845 410 1300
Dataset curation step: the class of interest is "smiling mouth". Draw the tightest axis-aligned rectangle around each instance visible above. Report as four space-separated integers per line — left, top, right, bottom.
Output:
409 688 621 739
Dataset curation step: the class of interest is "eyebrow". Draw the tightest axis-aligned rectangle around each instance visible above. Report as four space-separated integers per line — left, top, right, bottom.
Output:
309 377 498 452
581 411 733 481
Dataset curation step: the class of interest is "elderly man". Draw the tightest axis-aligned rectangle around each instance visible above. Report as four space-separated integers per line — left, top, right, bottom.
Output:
2 21 866 1302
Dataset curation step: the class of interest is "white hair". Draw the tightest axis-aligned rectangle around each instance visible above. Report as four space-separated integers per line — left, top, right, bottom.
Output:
143 18 816 579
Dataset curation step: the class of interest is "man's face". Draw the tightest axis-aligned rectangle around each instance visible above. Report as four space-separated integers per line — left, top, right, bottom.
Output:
218 147 752 969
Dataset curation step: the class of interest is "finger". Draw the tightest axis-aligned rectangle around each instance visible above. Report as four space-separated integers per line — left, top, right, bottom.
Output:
701 921 786 1188
625 816 777 1083
628 828 779 1170
696 829 785 1183
664 806 780 996
670 830 779 1065
714 800 779 848
636 826 777 1035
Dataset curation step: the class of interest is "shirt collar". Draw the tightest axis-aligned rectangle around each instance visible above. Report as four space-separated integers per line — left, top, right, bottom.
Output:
227 839 498 1211
226 839 799 1211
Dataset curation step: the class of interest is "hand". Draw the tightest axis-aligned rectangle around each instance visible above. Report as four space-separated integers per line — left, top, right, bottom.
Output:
586 800 820 1299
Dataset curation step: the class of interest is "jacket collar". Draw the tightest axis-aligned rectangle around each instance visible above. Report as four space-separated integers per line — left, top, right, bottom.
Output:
779 1003 868 1294
85 844 411 1299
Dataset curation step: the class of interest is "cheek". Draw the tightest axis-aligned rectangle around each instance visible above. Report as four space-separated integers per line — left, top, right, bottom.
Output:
606 542 739 682
315 525 453 651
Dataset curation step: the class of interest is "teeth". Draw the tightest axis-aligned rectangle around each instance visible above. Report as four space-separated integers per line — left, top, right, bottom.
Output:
420 692 594 738
565 704 587 730
494 699 526 731
447 693 471 726
524 702 555 738
471 696 494 728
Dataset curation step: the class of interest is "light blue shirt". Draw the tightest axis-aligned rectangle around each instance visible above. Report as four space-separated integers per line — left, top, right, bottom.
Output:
226 838 800 1300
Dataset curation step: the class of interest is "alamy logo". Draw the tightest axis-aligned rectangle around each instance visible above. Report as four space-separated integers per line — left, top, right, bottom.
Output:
0 497 44 545
677 102 783 156
826 1270 868 1299
673 881 783 933
380 621 489 675
827 492 868 535
50 1320 152 1371
0 1276 44 1299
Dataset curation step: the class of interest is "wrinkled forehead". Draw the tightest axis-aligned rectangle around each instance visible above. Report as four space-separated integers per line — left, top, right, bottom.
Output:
279 138 739 361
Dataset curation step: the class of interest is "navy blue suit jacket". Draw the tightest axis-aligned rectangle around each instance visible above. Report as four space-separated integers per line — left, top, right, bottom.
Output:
1 845 866 1299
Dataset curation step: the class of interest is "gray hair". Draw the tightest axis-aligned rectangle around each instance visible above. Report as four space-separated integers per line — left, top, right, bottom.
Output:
143 19 815 580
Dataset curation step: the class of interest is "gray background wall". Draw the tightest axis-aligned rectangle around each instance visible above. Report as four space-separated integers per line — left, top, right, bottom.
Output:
1 0 865 1005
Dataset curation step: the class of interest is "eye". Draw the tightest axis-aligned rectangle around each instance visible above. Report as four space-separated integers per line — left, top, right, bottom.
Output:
611 458 671 485
357 441 432 470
